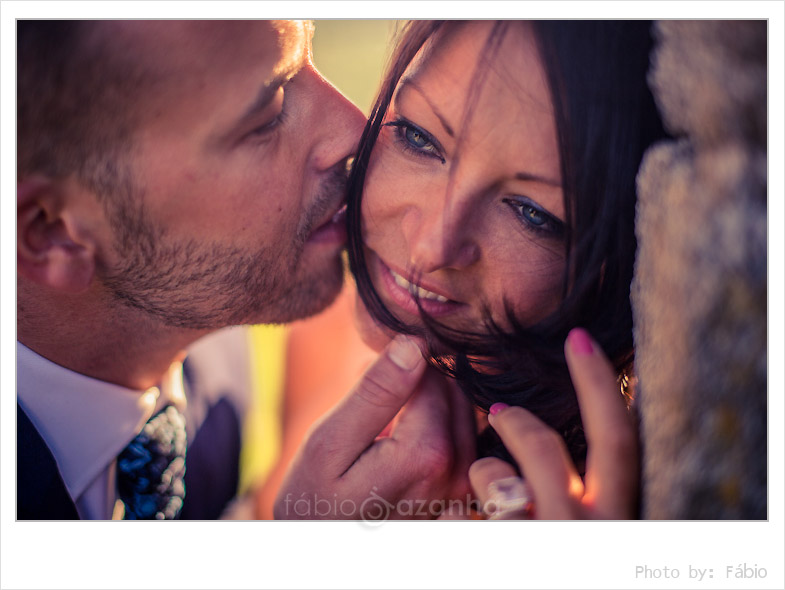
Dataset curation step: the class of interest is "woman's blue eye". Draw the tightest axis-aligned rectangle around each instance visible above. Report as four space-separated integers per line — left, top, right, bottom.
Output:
404 126 430 149
383 119 445 163
521 205 546 226
504 197 564 237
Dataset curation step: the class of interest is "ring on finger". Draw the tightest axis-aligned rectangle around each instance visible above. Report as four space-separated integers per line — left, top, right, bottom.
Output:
483 476 534 520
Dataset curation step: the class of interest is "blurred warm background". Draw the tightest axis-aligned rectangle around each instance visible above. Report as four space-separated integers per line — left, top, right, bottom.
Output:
313 20 399 114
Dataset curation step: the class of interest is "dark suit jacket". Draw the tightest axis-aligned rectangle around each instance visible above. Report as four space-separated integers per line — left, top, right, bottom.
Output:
17 354 244 520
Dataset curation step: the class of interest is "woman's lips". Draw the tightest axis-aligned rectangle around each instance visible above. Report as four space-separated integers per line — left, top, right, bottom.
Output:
375 255 465 318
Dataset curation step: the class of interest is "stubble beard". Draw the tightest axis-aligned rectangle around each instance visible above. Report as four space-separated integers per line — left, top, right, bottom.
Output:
100 170 347 330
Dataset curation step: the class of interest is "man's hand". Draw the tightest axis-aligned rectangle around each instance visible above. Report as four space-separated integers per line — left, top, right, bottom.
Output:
273 335 476 520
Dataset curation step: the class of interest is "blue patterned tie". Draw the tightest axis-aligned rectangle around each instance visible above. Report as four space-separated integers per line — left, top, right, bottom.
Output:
117 405 187 519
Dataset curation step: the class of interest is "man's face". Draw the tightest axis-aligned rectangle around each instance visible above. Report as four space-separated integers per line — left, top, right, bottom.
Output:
97 21 365 329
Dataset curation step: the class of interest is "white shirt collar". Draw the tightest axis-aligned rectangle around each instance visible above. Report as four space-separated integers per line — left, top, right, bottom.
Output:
17 341 185 501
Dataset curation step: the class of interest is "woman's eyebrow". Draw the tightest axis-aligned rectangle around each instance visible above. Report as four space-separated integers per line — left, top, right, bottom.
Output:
515 171 561 187
396 77 561 188
395 77 455 138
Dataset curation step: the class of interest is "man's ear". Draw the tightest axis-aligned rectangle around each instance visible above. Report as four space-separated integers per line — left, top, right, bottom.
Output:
17 176 98 292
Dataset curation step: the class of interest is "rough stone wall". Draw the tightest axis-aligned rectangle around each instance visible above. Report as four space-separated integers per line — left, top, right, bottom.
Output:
631 21 767 519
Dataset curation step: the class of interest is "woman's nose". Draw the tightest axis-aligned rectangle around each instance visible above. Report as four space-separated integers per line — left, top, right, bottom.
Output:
401 200 480 274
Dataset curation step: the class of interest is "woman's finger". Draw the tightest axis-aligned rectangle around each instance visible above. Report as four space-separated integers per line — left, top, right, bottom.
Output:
389 367 453 457
346 369 471 518
564 328 639 518
488 405 584 519
307 335 426 476
468 456 531 519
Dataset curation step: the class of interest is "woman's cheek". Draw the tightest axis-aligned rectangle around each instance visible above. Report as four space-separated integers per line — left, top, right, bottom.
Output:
505 266 566 325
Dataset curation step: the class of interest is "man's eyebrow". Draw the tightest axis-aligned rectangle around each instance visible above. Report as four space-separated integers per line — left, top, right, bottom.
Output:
236 26 311 125
395 77 455 138
238 68 295 123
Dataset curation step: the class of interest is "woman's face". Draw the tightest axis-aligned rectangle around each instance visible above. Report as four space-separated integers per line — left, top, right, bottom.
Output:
356 21 567 350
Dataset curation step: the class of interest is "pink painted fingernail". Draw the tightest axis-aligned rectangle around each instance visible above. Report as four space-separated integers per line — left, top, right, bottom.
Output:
568 328 594 355
489 402 509 416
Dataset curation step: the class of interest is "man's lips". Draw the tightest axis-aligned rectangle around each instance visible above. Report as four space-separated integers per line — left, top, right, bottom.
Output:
308 204 347 244
375 255 465 318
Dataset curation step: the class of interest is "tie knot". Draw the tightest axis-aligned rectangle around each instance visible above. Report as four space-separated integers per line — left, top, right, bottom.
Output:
117 405 187 519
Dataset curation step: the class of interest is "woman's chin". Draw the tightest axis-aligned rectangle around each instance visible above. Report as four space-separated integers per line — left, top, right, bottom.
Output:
352 291 396 353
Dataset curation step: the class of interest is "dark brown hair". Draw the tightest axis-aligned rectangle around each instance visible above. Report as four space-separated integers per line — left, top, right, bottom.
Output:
17 20 144 203
347 21 666 467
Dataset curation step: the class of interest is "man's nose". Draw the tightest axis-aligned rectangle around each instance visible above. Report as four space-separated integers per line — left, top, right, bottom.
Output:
305 66 367 172
401 196 480 274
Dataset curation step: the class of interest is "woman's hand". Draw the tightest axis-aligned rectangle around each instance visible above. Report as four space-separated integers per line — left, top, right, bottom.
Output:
468 327 639 519
273 335 476 520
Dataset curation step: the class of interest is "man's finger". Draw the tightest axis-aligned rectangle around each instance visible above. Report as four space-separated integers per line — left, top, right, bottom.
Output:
305 335 427 476
564 328 638 517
